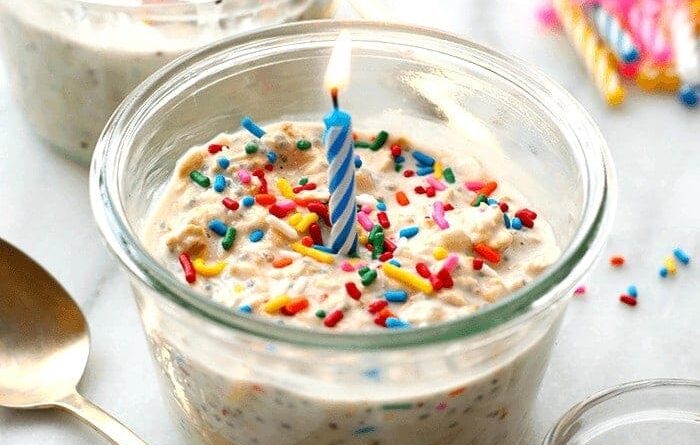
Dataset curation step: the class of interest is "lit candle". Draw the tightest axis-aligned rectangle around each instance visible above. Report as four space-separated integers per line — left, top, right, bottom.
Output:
323 32 358 256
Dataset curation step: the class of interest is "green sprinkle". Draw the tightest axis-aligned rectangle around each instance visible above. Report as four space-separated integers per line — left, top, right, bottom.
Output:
245 141 258 154
368 224 383 242
354 140 372 148
443 167 455 184
394 163 403 172
296 139 312 150
371 232 384 259
189 171 210 188
299 177 308 186
358 266 370 277
382 403 413 410
370 131 389 151
361 269 378 286
221 227 237 250
315 309 326 318
473 194 487 207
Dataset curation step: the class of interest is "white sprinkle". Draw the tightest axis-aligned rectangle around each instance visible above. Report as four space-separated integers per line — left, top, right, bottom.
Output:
265 215 299 240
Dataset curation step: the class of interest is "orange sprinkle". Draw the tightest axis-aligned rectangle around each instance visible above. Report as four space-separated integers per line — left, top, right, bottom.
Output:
477 181 497 197
283 297 309 315
395 191 409 206
473 243 501 264
272 257 293 268
610 255 625 267
255 194 276 205
294 198 311 207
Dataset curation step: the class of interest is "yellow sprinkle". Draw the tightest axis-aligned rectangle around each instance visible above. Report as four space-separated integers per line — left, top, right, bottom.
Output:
233 283 245 293
664 256 678 275
381 262 433 294
359 234 368 244
434 162 443 179
433 246 448 261
288 212 303 226
291 242 336 264
264 295 292 314
276 178 295 199
193 259 227 277
295 212 319 233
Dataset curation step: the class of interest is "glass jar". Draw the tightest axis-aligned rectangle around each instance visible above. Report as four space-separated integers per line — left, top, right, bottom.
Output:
0 0 336 165
543 379 700 445
90 21 616 445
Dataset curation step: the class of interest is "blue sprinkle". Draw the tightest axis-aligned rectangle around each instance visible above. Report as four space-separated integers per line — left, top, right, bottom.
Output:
394 155 405 163
240 116 266 138
242 196 255 207
213 174 226 192
376 202 387 211
673 247 691 265
217 157 230 169
354 426 376 435
487 198 498 206
249 229 264 242
627 285 638 298
313 244 335 253
678 85 699 108
354 155 363 168
398 226 419 239
385 317 410 329
411 150 435 167
384 290 408 302
362 367 381 381
267 151 278 164
238 304 252 313
208 219 228 236
503 213 511 229
416 166 434 176
388 259 401 267
511 217 523 230
659 267 668 278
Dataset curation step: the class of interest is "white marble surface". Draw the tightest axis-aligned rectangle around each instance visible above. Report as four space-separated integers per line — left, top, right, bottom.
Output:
1 1 698 444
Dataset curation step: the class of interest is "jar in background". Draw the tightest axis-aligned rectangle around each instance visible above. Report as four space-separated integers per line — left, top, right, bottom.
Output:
0 0 336 165
91 21 616 445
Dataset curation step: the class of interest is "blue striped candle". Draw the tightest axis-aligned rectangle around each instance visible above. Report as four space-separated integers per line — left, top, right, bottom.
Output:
590 4 640 63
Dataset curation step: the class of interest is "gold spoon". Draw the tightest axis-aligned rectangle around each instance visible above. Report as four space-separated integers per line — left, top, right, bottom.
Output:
0 238 147 444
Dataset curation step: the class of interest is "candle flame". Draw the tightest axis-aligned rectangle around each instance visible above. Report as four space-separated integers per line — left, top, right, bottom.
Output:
324 31 352 93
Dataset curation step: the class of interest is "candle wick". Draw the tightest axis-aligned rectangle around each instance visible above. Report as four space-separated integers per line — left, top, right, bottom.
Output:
331 87 339 109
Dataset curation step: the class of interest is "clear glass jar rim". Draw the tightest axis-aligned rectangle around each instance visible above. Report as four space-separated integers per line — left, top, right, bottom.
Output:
90 20 616 350
543 378 700 445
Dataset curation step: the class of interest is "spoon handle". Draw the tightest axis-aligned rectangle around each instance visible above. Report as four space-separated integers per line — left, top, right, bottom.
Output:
56 392 148 445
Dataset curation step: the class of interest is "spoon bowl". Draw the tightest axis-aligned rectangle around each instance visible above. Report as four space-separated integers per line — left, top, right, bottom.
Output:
0 238 147 445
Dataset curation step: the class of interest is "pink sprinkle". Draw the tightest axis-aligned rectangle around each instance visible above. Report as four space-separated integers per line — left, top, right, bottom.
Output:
573 285 586 296
357 212 374 231
535 5 561 29
432 202 449 230
436 401 447 411
465 181 485 192
277 199 296 211
340 261 355 272
442 254 460 273
426 177 447 191
361 204 374 214
237 169 252 184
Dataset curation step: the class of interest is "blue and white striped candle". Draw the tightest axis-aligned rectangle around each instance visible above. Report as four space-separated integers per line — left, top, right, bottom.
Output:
590 4 640 63
323 32 358 256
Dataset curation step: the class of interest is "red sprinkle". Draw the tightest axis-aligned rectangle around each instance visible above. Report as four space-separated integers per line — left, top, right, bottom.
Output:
443 203 454 211
573 285 586 296
499 202 509 212
365 242 374 251
292 186 304 193
383 239 397 253
377 212 390 229
395 191 410 206
222 197 239 211
309 223 323 245
390 144 402 157
517 213 534 228
429 275 444 291
517 208 538 220
324 310 344 327
269 204 293 218
472 258 484 270
303 182 317 191
255 194 276 206
610 256 625 267
619 295 637 306
414 186 426 194
252 168 265 178
426 186 436 198
403 169 415 177
374 307 394 327
307 202 331 226
378 251 393 262
178 253 196 284
301 236 314 247
415 262 432 278
437 268 454 288
368 299 389 314
264 163 274 171
345 282 362 300
281 297 309 316
208 144 223 154
473 243 501 264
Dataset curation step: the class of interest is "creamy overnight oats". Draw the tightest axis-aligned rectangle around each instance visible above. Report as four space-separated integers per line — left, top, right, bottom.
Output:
139 120 562 444
0 0 335 164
